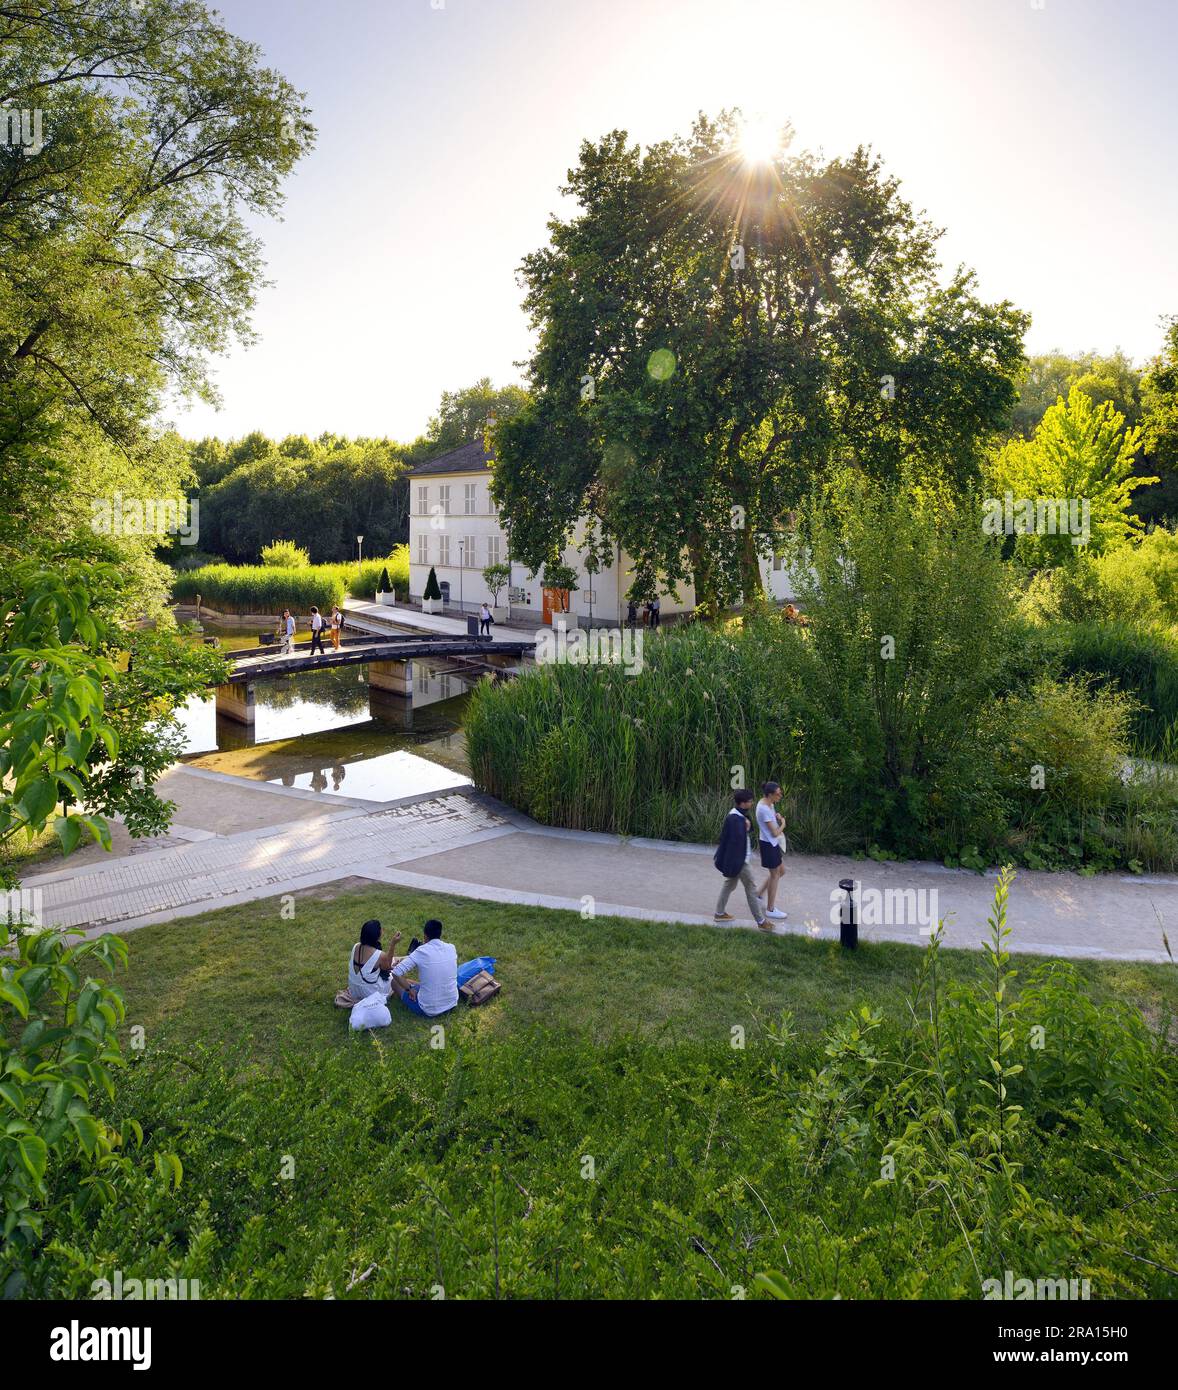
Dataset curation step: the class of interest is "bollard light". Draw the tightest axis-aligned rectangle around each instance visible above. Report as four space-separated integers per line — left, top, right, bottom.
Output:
838 877 858 950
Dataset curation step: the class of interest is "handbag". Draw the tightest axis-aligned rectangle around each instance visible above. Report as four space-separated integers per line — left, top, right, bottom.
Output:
459 970 501 1007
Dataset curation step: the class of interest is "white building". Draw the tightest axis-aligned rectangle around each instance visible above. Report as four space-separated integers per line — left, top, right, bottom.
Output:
407 437 799 624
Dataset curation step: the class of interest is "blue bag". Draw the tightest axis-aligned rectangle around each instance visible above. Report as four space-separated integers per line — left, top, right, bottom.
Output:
457 956 496 988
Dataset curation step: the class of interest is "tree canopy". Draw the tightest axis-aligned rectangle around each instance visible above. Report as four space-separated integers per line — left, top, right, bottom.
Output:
491 112 1028 609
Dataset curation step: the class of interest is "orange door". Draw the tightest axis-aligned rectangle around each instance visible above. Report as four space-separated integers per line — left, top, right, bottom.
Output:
543 588 569 623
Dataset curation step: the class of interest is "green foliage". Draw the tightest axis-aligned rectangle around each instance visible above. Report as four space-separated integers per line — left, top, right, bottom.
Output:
260 540 310 569
542 561 580 594
171 563 346 615
193 435 409 563
1139 316 1178 525
989 388 1155 565
997 677 1135 810
423 566 442 602
1040 619 1178 755
377 567 392 594
0 563 118 876
482 563 511 605
493 111 1027 608
1095 527 1178 629
0 921 180 1297
469 481 1177 869
22 875 1176 1299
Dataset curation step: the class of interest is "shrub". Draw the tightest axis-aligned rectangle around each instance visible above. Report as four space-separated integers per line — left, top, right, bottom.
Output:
423 566 442 601
1095 527 1178 629
377 566 392 593
1041 619 1178 755
0 923 178 1297
260 540 310 568
996 675 1134 811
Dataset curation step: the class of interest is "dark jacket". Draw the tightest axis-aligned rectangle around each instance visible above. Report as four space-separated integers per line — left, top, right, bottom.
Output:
714 808 751 877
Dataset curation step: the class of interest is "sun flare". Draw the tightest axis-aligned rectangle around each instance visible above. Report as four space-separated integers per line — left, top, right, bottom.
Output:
737 115 782 165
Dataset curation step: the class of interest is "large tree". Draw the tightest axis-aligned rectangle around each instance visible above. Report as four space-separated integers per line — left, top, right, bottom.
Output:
0 0 314 579
492 113 1028 608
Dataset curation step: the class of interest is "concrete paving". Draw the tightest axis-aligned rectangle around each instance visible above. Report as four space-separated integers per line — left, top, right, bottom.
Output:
14 774 1177 962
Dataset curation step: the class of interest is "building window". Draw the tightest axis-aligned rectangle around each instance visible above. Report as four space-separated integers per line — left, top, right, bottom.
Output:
438 534 450 566
464 483 476 515
416 484 428 516
487 535 501 566
460 535 476 568
438 485 450 515
772 551 786 572
417 535 428 565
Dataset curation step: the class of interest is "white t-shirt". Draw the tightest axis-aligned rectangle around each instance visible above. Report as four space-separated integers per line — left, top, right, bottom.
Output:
392 938 459 1016
311 612 323 630
285 615 295 636
756 799 780 843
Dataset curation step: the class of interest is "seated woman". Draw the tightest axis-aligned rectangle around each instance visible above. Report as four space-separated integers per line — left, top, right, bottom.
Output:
346 919 403 1003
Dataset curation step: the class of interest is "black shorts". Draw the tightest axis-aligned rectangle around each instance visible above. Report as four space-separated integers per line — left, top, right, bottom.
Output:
759 840 782 870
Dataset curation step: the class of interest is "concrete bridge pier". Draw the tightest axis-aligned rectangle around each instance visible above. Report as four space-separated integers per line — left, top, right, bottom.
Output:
368 658 413 697
215 679 256 725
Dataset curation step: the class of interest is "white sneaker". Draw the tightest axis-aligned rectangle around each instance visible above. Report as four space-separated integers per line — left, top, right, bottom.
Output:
765 908 787 920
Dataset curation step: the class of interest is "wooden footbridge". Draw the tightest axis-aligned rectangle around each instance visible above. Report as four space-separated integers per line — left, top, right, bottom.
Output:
209 632 533 725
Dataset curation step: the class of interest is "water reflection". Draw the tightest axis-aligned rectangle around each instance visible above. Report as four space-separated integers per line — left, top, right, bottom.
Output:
176 645 481 803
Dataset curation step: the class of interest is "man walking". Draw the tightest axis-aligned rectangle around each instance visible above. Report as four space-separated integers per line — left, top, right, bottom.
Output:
308 605 326 656
280 608 295 655
713 789 770 930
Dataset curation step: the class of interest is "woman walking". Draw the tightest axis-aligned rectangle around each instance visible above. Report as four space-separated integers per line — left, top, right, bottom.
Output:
330 603 343 650
479 601 493 636
756 781 788 920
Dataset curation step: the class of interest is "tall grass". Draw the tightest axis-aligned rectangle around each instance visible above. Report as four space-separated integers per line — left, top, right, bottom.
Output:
467 622 811 840
169 546 409 613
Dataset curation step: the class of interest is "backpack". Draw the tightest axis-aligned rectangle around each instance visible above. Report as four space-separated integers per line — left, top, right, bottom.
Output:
459 970 501 1007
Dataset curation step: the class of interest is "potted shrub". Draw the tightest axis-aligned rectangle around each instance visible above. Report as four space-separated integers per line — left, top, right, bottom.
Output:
422 565 443 614
482 561 511 622
543 561 580 629
376 565 396 606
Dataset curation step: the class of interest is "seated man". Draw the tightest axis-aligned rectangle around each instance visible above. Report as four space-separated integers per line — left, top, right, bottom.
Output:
389 918 458 1018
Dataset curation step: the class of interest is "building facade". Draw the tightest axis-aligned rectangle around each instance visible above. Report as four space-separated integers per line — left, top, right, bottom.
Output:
407 437 799 623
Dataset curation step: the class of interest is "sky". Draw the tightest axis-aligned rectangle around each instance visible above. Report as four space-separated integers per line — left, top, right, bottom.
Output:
170 0 1178 444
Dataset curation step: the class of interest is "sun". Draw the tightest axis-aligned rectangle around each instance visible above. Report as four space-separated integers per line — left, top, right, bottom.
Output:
737 115 782 166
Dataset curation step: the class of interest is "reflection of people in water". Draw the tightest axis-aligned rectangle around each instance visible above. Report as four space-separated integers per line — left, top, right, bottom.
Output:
332 764 345 790
310 766 328 793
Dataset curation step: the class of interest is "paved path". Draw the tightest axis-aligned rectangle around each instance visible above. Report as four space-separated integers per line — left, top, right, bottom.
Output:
344 598 540 647
17 777 1177 962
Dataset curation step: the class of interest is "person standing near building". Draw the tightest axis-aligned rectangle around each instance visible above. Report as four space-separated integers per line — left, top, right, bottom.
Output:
479 601 493 636
713 789 769 929
308 605 326 656
650 594 661 629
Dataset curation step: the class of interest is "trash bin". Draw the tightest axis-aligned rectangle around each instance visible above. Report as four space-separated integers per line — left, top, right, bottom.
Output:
466 614 479 638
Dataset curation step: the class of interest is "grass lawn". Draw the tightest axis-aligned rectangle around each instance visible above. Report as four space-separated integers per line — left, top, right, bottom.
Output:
114 879 1178 1060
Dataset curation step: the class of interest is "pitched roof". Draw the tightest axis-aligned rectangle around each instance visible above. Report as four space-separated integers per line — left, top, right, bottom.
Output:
407 436 493 478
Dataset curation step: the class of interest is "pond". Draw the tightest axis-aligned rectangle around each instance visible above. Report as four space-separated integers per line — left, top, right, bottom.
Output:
175 624 482 803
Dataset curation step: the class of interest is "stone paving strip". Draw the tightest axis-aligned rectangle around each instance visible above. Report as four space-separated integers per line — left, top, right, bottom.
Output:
29 794 509 932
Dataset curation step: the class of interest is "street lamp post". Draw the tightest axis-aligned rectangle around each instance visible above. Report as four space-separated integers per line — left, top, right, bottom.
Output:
458 540 465 614
356 534 364 573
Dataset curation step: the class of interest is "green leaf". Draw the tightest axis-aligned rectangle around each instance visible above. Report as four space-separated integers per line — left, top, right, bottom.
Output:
17 1134 48 1185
